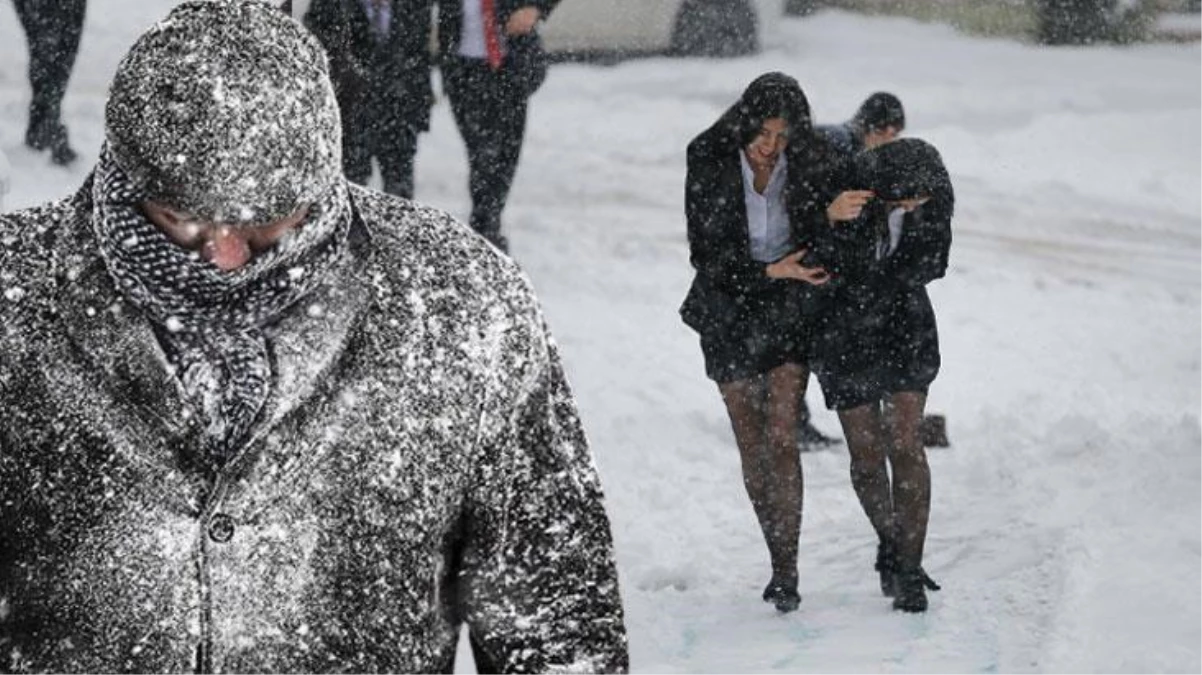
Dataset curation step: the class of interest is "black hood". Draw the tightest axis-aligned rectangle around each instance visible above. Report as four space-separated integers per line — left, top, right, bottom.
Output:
719 71 813 148
855 137 950 202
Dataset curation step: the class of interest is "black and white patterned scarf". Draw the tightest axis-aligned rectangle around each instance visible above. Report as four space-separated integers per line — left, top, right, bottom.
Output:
91 148 353 465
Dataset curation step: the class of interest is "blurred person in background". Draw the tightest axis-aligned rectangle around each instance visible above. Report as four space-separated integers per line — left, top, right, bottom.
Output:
679 71 868 614
809 137 952 613
817 90 906 158
436 0 558 253
286 0 436 199
0 2 629 670
11 0 87 165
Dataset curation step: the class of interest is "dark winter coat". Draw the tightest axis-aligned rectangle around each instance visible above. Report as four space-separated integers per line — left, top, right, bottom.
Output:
302 0 437 133
815 122 861 161
0 181 629 674
809 138 954 409
678 73 841 341
436 0 560 96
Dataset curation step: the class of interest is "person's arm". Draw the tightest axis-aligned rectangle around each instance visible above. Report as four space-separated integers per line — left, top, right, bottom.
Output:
459 301 628 674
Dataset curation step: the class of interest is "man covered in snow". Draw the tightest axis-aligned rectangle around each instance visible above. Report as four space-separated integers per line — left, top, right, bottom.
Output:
0 2 628 671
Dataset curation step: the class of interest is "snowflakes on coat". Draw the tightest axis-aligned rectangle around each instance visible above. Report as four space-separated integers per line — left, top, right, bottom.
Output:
0 184 628 673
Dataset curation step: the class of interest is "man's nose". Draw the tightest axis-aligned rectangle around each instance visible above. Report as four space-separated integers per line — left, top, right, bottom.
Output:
203 226 252 271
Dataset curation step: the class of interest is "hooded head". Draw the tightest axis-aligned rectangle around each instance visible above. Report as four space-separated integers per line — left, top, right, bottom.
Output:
855 137 949 202
104 0 342 225
730 72 813 147
853 91 905 134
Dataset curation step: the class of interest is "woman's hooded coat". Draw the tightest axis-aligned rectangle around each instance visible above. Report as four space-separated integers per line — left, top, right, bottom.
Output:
809 137 955 404
678 71 841 340
0 2 628 673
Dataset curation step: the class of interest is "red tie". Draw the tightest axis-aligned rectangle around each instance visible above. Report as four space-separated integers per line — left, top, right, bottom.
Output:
481 0 503 70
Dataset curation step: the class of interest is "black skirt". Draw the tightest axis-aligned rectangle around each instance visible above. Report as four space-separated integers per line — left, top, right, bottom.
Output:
811 285 940 410
698 284 813 383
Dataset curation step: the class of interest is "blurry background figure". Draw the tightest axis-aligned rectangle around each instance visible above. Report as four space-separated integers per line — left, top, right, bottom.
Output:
437 0 558 253
817 90 906 157
290 0 436 198
11 0 86 165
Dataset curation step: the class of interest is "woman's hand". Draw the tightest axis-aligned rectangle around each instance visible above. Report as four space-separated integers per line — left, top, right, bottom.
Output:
827 190 874 223
506 7 542 35
766 249 830 285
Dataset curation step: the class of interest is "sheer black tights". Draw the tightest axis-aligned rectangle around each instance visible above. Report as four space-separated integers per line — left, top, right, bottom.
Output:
719 363 806 584
837 391 931 569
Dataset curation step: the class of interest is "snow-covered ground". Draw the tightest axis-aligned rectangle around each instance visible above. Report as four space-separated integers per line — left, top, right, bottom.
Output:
2 3 1199 672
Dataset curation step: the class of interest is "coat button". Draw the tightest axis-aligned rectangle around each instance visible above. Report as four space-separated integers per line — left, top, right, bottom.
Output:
208 513 235 543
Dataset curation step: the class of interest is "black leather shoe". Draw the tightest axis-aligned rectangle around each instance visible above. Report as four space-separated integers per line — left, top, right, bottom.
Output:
24 120 51 151
797 420 841 452
482 232 509 254
26 121 77 165
892 567 940 613
50 139 78 166
762 578 801 613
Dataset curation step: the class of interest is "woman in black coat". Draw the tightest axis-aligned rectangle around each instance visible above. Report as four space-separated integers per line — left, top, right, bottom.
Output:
810 137 953 613
679 72 863 612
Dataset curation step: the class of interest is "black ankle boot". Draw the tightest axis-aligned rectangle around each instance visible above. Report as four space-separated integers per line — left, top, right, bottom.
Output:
25 120 76 165
50 138 78 166
47 124 77 166
24 119 51 151
875 540 898 597
762 577 801 613
892 567 940 613
797 419 841 452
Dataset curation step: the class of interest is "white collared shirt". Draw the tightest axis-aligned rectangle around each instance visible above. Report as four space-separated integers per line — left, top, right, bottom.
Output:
740 151 793 263
876 207 906 259
458 0 504 59
362 0 391 40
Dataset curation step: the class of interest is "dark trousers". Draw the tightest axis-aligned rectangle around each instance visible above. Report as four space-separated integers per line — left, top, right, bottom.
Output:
441 57 529 250
13 0 86 144
341 98 420 199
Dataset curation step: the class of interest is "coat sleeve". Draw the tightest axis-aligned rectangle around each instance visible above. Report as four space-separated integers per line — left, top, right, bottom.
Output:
874 184 954 289
459 301 628 674
685 141 773 296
